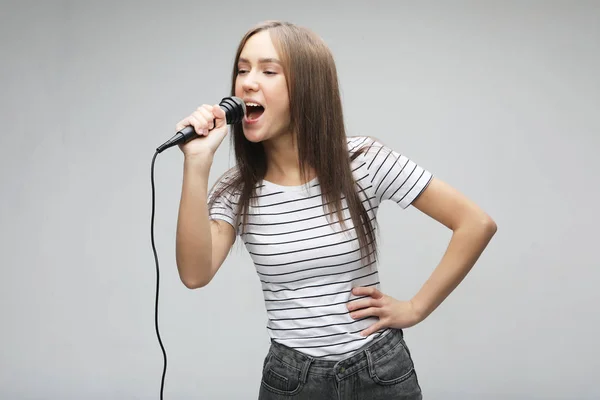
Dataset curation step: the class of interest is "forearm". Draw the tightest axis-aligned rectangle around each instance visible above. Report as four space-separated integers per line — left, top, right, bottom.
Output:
411 216 497 321
175 156 214 288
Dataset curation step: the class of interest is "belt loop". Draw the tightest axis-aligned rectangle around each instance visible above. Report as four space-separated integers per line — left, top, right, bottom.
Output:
300 356 314 383
364 349 375 378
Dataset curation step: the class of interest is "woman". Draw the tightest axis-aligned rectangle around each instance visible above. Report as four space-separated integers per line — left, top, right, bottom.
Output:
174 20 497 399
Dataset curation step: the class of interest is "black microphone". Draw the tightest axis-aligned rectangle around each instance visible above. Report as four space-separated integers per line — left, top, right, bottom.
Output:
156 96 246 153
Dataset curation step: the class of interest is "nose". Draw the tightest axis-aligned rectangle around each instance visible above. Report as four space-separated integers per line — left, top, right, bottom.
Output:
241 71 259 92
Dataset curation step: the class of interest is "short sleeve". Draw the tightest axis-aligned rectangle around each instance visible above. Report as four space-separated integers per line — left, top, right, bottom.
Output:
361 137 433 208
207 169 240 232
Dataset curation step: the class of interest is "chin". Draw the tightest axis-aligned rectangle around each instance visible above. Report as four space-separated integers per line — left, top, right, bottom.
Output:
242 129 266 143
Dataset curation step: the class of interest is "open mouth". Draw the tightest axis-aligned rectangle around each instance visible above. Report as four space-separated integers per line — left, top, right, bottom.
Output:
245 102 265 122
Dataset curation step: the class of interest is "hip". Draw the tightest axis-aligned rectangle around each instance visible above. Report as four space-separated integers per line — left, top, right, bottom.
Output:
258 328 422 399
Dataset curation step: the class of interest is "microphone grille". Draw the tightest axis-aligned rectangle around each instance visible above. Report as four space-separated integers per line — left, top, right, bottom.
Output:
219 96 246 124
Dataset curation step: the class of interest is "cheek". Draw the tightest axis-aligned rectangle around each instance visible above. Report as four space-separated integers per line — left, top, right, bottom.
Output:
277 88 290 117
270 101 289 123
234 81 243 97
278 98 291 120
268 88 289 117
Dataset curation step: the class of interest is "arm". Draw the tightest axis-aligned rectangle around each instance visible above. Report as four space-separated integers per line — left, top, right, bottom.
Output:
347 139 497 333
349 177 497 335
175 155 236 289
409 177 497 321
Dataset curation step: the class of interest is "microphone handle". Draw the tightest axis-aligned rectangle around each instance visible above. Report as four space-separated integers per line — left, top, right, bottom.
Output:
156 118 216 153
178 118 217 144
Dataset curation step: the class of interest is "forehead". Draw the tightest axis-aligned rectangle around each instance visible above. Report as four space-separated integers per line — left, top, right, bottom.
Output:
239 30 280 62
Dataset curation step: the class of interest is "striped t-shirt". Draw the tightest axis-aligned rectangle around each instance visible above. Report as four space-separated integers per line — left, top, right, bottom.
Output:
208 136 433 360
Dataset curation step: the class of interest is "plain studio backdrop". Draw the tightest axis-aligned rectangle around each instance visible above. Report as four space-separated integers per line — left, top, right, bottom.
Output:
1 1 599 399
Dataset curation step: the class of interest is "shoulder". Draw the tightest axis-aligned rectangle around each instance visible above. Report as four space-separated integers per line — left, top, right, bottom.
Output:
216 165 240 184
207 166 242 231
208 166 241 202
346 135 392 164
347 135 375 153
346 135 433 208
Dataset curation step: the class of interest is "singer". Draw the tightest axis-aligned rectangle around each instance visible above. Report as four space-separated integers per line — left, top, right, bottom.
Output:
174 20 497 399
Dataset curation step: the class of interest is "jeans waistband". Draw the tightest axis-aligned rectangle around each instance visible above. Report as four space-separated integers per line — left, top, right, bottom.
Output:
267 328 403 380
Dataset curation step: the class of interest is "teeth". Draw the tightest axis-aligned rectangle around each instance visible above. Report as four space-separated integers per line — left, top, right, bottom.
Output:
246 102 262 107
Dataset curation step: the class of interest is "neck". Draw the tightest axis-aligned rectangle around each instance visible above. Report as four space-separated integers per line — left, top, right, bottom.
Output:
263 133 315 185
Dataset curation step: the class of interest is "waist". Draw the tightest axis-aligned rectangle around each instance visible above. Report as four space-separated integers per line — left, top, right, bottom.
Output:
268 328 401 376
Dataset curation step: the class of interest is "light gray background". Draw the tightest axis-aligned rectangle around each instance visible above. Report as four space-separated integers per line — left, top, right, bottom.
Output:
1 1 598 399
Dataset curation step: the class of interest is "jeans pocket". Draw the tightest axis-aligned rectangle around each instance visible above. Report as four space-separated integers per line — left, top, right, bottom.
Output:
366 337 416 386
261 353 304 396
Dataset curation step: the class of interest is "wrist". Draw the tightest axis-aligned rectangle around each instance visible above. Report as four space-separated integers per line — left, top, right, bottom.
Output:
184 153 213 170
409 298 429 324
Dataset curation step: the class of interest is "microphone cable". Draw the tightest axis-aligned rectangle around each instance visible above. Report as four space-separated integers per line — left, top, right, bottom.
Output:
150 150 168 400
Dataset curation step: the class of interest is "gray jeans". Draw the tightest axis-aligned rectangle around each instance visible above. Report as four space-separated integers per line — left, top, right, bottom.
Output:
258 328 423 399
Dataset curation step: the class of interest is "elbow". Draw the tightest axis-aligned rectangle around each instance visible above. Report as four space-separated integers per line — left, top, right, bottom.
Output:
480 214 497 238
176 258 213 290
181 275 211 290
457 212 497 239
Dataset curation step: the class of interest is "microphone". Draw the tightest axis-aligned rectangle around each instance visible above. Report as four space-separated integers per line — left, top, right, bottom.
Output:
156 96 246 153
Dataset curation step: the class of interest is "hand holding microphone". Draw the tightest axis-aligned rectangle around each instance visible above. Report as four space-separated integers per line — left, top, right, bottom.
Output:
175 103 228 158
156 96 245 157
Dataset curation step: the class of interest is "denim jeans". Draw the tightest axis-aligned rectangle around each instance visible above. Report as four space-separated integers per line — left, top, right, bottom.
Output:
258 328 423 399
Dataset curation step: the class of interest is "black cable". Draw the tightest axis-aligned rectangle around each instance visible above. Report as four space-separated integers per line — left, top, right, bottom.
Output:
150 150 167 399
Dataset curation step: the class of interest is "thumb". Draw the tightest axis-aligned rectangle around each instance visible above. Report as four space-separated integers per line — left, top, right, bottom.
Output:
212 104 227 128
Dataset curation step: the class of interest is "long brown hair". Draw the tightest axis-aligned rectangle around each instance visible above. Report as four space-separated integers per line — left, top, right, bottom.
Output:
209 20 378 265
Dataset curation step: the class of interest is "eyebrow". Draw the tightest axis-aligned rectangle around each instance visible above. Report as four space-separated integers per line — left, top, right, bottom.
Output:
238 57 282 65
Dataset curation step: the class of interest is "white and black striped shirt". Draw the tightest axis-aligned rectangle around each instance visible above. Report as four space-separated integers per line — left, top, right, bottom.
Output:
208 136 433 360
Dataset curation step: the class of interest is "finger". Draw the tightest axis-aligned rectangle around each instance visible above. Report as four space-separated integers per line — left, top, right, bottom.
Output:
360 321 385 337
212 104 226 128
350 306 381 320
347 297 378 312
198 104 226 130
195 107 216 130
175 117 191 132
352 286 383 299
175 114 208 135
188 114 209 136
